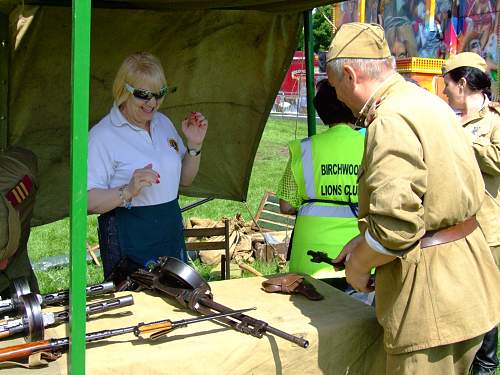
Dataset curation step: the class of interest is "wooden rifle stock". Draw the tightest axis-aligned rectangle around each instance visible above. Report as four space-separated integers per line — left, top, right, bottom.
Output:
0 339 58 362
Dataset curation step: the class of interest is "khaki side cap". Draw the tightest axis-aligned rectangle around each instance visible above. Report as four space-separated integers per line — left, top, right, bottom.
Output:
442 52 487 75
327 22 391 62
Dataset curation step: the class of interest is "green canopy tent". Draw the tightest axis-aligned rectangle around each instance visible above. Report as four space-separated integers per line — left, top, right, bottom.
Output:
1 0 330 226
0 1 332 372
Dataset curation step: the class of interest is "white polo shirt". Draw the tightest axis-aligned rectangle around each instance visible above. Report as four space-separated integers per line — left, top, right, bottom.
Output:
88 105 186 206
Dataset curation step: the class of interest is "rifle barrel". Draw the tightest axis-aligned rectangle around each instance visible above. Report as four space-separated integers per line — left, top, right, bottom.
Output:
0 282 116 317
41 281 115 306
199 298 310 348
53 295 134 325
0 300 15 315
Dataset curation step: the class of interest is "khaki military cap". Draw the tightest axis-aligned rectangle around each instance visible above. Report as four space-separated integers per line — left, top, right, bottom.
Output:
327 22 391 62
442 52 487 75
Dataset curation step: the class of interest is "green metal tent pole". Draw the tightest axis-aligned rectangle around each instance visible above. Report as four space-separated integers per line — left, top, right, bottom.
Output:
303 9 316 137
69 0 91 373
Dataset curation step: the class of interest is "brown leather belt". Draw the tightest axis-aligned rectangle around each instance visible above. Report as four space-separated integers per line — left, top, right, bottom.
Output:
420 216 478 248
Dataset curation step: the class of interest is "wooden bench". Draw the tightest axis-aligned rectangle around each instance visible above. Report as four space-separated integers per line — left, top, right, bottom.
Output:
183 218 231 280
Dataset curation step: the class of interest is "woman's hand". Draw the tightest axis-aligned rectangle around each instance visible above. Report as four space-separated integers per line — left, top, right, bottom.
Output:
182 112 208 148
127 163 160 197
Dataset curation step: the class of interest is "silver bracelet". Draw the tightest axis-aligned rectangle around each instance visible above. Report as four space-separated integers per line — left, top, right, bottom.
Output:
118 185 132 209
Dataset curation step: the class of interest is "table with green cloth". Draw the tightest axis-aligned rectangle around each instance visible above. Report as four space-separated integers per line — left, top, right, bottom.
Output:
1 276 386 374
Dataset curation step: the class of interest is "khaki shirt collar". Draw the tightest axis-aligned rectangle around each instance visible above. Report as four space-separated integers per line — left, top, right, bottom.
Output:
356 72 402 128
461 94 490 126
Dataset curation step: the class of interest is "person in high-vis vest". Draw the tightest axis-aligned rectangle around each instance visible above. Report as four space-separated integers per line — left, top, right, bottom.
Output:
0 147 39 296
277 79 364 280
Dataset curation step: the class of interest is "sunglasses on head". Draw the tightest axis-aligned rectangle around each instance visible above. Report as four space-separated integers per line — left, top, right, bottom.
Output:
125 83 169 101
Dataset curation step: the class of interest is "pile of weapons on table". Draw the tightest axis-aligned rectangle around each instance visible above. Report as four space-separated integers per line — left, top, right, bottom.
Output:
0 257 308 364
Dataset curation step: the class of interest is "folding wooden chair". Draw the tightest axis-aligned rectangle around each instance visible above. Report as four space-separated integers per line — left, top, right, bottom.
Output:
254 192 295 232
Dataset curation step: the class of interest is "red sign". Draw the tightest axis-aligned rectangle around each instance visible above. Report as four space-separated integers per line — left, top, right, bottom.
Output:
279 51 323 96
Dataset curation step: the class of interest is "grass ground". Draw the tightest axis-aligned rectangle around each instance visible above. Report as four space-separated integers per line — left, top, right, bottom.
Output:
29 116 310 293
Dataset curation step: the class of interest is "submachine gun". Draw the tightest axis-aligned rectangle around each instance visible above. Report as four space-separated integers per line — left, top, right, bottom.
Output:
129 257 310 348
0 295 134 341
0 308 254 363
0 278 116 315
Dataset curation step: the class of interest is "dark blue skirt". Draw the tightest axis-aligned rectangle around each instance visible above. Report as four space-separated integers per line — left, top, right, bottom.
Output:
97 199 186 277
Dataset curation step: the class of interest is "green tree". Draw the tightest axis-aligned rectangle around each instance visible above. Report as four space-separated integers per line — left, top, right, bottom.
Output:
297 6 333 52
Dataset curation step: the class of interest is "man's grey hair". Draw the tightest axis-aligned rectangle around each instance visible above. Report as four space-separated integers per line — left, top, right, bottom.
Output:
327 57 396 81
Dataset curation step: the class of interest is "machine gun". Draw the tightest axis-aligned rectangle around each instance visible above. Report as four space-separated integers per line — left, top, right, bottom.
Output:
0 308 254 363
130 257 310 348
0 295 134 341
0 278 116 315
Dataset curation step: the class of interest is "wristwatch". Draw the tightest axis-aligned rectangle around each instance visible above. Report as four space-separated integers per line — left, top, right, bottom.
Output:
187 148 201 156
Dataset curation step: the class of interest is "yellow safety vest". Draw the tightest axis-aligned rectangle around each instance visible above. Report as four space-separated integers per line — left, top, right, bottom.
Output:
288 125 364 278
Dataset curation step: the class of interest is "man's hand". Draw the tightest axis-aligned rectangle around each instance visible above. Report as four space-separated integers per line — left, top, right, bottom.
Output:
341 233 396 292
338 234 374 292
345 252 375 293
332 234 364 270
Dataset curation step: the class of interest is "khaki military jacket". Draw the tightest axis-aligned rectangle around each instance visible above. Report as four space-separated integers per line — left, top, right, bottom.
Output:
461 100 500 247
0 148 39 293
357 73 500 354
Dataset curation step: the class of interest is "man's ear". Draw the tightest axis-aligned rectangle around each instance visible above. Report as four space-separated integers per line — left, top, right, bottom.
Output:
343 64 357 85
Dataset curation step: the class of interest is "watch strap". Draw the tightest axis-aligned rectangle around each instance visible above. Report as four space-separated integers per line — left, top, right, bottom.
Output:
187 148 201 156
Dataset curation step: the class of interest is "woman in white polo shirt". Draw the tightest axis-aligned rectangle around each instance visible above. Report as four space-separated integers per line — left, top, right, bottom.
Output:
87 52 207 278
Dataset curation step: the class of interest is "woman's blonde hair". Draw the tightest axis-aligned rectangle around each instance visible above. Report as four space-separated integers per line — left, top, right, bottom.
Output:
112 52 167 106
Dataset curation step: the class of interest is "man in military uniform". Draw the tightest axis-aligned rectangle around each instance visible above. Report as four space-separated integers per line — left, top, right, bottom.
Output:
0 147 39 296
326 23 500 374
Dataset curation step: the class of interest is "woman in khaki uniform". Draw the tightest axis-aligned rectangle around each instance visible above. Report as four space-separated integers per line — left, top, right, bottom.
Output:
326 23 500 374
442 51 499 375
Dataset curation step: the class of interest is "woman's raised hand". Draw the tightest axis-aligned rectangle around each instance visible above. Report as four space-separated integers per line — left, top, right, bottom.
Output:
182 112 208 148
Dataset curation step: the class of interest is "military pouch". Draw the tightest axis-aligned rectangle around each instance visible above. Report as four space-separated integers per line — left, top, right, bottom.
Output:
261 273 323 300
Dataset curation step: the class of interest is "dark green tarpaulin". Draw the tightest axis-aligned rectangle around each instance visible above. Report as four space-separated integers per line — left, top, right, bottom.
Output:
0 1 332 226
